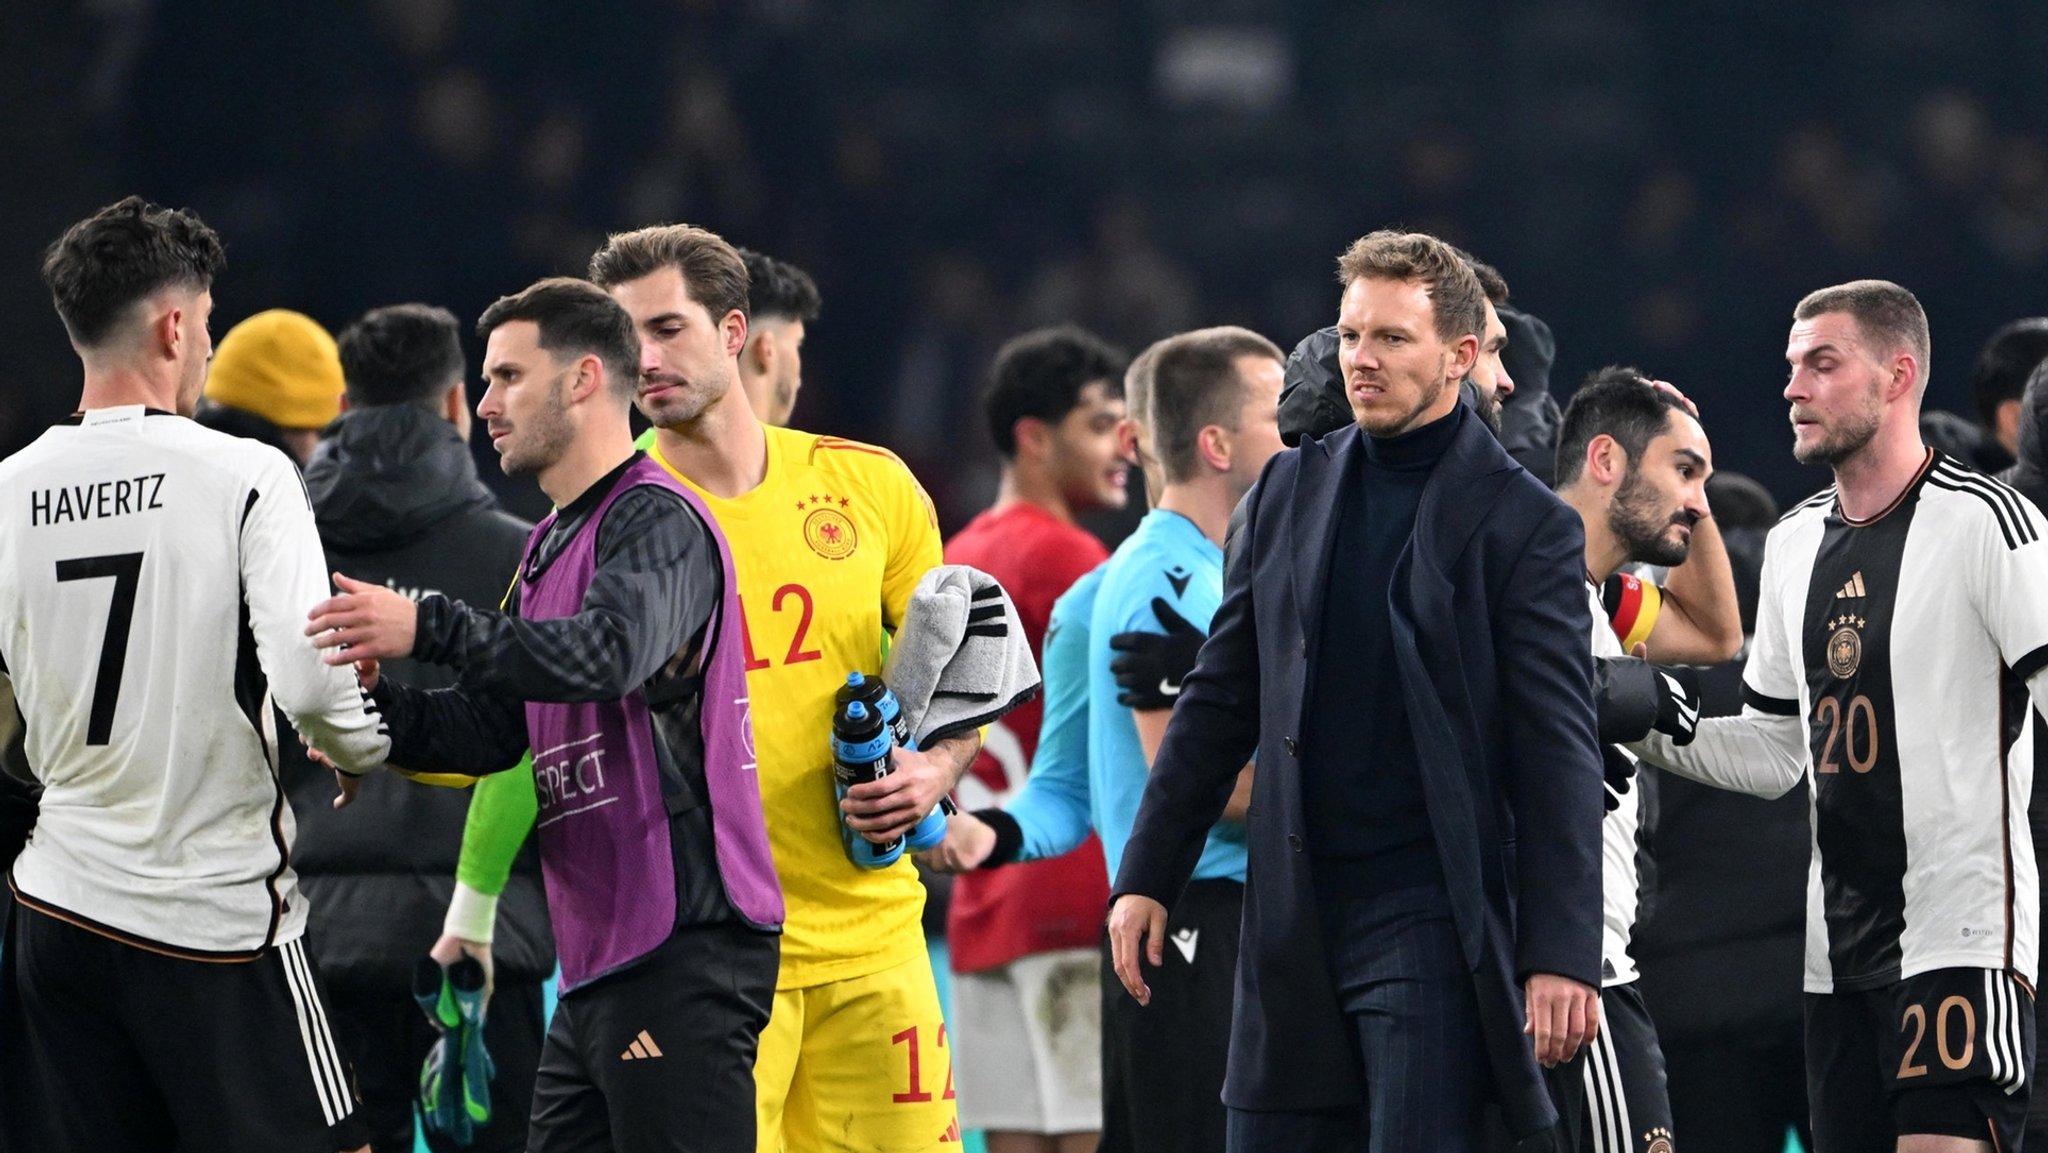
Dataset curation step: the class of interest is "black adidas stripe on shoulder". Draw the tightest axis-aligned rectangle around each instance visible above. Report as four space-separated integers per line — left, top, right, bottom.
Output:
1778 486 1836 525
1928 463 2039 550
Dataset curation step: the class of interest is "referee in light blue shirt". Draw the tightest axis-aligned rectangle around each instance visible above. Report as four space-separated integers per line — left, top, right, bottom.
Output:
927 327 1286 1153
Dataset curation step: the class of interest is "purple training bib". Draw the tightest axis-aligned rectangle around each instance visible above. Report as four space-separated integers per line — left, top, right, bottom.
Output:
520 455 782 991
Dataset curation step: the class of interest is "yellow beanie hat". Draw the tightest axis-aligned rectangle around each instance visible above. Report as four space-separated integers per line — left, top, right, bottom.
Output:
204 309 346 430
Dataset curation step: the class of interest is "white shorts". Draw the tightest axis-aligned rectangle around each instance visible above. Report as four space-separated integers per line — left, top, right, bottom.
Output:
951 947 1102 1134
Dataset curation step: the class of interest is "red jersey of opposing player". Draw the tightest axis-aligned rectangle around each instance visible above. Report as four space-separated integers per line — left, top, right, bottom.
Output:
944 502 1111 973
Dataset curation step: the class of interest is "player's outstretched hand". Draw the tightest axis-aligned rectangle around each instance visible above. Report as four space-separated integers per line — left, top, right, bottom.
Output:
1524 972 1600 1067
1108 597 1205 710
1107 894 1169 1006
918 812 997 873
301 739 365 810
306 574 418 665
842 743 954 842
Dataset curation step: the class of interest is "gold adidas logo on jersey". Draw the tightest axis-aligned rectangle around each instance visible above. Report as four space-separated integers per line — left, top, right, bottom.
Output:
1835 571 1867 599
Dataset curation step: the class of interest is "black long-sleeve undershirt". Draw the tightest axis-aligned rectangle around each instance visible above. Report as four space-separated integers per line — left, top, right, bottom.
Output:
373 458 718 775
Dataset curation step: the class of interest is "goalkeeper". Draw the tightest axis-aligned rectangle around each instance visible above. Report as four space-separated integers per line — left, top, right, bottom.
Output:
307 278 783 1153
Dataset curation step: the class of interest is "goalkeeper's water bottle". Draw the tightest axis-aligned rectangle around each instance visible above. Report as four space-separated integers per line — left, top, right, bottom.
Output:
832 696 905 868
836 671 911 749
832 672 949 864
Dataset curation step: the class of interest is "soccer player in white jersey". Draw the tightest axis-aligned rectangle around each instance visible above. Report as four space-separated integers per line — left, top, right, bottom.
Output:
1631 281 2048 1152
0 197 391 1153
1554 369 1741 1153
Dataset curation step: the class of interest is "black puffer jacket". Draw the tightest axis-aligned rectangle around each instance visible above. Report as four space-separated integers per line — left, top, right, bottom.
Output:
285 404 553 987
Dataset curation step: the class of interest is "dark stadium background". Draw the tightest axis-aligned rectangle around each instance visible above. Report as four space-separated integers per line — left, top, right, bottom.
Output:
11 6 2046 1152
7 1 2048 534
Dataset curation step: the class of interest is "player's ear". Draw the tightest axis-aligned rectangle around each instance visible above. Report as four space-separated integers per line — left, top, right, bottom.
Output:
572 354 606 403
747 330 775 375
722 309 749 360
1587 433 1624 486
1014 416 1052 460
1889 353 1921 403
155 305 183 362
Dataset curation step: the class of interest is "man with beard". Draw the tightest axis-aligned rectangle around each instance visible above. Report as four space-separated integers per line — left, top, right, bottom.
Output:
288 302 550 1153
1276 252 1516 446
1554 370 1738 1151
306 277 784 1152
1630 281 2048 1152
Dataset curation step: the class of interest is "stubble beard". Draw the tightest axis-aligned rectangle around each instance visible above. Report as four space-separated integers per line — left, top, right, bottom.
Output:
1609 467 1692 567
501 377 574 478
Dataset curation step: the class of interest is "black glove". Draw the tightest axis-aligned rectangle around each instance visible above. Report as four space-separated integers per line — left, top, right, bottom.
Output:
1601 744 1635 813
1650 664 1702 746
1108 597 1206 710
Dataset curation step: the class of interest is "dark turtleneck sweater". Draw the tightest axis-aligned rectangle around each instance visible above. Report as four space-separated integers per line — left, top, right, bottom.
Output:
1302 402 1464 893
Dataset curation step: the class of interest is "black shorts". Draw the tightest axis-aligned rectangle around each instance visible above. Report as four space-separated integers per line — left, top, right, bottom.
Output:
528 920 778 1153
1100 877 1242 1153
1807 967 2035 1151
0 901 365 1153
1578 981 1673 1153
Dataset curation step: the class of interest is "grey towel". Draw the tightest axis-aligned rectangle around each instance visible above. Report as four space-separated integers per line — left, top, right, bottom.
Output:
883 564 1041 748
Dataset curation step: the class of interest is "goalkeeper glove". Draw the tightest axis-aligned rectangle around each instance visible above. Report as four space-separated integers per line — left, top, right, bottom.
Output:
414 955 493 1144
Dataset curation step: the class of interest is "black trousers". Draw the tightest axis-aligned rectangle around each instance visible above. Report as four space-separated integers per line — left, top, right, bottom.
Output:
1228 882 1489 1153
1 901 367 1153
325 975 547 1153
527 920 778 1153
1100 877 1243 1153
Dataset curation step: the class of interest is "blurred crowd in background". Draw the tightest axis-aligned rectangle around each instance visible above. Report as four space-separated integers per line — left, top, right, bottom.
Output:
6 0 2048 528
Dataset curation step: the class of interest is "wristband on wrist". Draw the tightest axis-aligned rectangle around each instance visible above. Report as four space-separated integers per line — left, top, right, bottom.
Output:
442 880 499 945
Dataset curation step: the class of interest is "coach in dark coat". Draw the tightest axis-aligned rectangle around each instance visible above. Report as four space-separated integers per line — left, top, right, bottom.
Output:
1109 232 1604 1150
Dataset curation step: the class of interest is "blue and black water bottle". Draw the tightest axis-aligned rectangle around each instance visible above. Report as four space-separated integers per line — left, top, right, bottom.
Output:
832 672 949 867
832 694 904 868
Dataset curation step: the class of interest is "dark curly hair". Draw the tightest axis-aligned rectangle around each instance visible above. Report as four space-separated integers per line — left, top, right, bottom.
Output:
42 196 225 348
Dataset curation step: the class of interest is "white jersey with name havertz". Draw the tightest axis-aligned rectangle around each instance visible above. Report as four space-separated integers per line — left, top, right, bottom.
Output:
0 407 390 957
1588 581 1643 988
1633 452 2048 994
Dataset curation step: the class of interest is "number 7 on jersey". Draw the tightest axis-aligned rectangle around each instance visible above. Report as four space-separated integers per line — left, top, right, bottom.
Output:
55 551 143 746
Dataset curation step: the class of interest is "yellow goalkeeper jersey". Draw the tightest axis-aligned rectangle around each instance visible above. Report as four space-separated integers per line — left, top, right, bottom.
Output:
643 425 943 988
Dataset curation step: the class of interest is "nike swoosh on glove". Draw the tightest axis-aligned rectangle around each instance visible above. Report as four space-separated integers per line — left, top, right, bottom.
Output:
1650 664 1702 746
1108 597 1207 710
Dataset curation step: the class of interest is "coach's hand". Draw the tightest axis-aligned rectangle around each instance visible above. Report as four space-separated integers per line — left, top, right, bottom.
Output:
307 574 418 664
1108 894 1169 1006
842 734 975 843
1524 973 1600 1067
919 813 998 873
